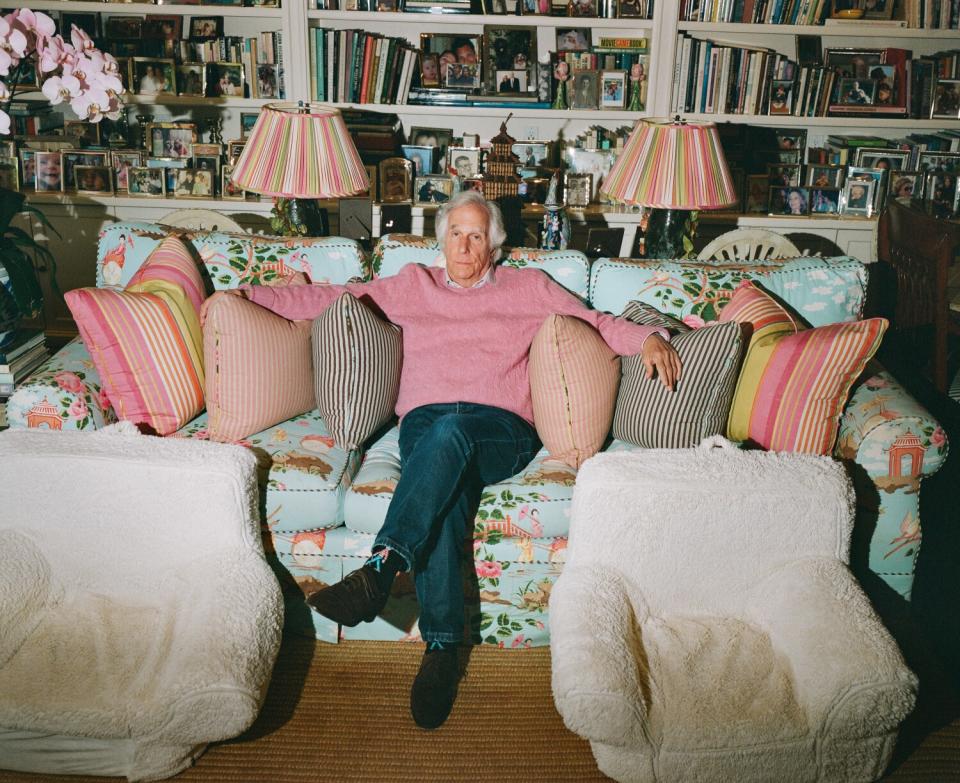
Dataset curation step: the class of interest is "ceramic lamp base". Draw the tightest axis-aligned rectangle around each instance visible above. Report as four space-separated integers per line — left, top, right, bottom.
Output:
272 197 330 237
644 208 698 259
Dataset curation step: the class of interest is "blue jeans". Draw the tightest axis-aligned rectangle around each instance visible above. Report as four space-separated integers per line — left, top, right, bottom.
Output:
374 403 541 644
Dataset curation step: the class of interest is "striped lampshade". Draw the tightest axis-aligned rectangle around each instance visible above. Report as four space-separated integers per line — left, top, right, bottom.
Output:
600 118 737 210
231 103 369 198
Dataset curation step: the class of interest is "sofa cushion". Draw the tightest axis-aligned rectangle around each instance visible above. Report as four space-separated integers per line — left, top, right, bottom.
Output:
97 222 368 291
529 314 620 469
64 236 205 436
201 291 314 443
717 284 888 454
589 256 867 327
613 303 743 449
718 281 802 441
311 292 402 451
344 425 578 539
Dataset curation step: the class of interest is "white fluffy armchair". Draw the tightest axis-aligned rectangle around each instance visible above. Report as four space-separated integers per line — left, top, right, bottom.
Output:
0 424 284 782
550 439 917 783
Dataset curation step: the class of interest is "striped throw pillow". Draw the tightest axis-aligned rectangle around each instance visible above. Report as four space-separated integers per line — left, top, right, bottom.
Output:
65 236 205 436
613 302 744 449
719 281 802 441
312 293 402 451
202 291 315 443
718 283 887 454
529 314 621 469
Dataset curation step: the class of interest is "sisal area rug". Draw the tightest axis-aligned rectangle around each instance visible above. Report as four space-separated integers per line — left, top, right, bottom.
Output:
0 634 958 783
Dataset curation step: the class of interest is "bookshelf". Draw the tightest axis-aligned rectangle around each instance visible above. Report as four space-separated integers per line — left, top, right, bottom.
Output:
16 0 960 340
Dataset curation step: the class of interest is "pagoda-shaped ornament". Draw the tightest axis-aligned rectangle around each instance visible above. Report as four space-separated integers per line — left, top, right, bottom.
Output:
481 114 521 201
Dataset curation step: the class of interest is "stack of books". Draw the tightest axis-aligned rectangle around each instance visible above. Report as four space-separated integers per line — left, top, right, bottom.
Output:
0 329 48 429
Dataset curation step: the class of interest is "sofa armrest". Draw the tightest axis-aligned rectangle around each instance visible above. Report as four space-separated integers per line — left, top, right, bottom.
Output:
7 338 116 431
550 563 650 749
152 548 284 745
746 557 917 737
835 367 948 598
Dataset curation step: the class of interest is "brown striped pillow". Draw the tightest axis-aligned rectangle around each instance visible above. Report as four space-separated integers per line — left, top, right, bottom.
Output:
312 293 402 451
528 314 621 469
613 302 744 449
202 291 315 443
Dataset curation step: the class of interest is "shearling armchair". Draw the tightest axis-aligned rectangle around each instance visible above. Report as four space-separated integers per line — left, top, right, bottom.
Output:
551 439 917 783
0 423 284 782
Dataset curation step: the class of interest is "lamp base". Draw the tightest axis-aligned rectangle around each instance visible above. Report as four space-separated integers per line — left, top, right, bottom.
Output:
644 208 699 259
271 197 330 237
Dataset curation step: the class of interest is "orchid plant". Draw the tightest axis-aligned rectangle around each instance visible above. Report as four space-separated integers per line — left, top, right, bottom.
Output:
0 10 124 334
0 9 124 132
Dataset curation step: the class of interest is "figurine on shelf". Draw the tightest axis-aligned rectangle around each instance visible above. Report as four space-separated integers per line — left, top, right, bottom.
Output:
205 117 224 146
628 62 645 111
540 172 570 250
552 61 570 111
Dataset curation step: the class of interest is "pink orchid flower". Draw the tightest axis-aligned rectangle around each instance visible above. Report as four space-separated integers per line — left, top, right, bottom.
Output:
42 70 81 104
71 86 111 121
13 9 56 38
38 34 69 73
0 109 9 136
69 24 94 53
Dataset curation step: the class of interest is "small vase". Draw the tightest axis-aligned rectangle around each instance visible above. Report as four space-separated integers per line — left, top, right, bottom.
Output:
628 79 644 111
551 80 568 111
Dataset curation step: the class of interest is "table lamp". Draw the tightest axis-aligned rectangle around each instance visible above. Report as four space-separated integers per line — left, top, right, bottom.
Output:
599 118 737 258
231 102 369 237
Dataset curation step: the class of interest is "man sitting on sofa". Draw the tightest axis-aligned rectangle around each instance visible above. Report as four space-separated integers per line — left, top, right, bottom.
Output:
232 190 681 730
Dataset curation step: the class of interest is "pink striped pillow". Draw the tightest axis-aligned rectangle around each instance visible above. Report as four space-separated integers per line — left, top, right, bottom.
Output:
202 292 315 443
529 314 621 469
745 319 887 454
65 236 206 436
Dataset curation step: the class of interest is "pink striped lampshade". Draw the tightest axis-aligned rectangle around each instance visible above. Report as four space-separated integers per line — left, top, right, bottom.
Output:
231 103 369 198
599 118 737 210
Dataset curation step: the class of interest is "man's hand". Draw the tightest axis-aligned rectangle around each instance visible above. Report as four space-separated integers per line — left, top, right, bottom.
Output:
642 333 682 391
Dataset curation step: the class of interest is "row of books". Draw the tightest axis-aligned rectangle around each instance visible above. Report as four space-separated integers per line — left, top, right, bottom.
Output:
679 0 830 25
903 0 960 29
310 28 420 104
176 31 283 68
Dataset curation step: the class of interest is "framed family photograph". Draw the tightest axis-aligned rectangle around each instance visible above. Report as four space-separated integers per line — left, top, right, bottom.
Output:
148 122 198 158
600 70 627 109
810 187 841 214
409 127 453 168
34 152 62 192
448 146 481 178
74 165 113 195
556 27 590 51
0 158 19 192
418 34 481 90
401 144 436 177
240 112 260 138
570 70 599 109
19 150 35 189
204 62 244 97
863 0 895 19
419 53 440 88
889 171 919 201
837 77 876 105
63 151 109 190
568 0 596 16
924 171 959 218
142 15 181 39
512 141 551 167
564 171 592 207
768 163 802 187
840 178 875 216
379 156 413 203
221 165 245 200
174 168 215 198
256 64 280 98
807 164 844 188
769 80 793 114
189 16 223 40
104 15 143 39
495 69 526 93
445 62 481 89
745 173 769 213
132 58 175 94
771 186 810 215
414 175 453 204
931 79 960 119
176 63 205 96
483 25 536 94
228 140 246 164
127 167 166 197
111 150 143 192
854 148 908 171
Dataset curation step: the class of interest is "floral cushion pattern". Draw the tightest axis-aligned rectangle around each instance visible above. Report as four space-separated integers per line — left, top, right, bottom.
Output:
590 256 867 327
97 222 369 291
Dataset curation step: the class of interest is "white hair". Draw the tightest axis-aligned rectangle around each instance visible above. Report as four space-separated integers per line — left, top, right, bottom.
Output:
435 190 507 262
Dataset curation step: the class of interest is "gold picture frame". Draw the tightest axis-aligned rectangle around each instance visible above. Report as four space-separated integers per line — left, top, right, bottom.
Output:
146 122 198 159
379 156 413 203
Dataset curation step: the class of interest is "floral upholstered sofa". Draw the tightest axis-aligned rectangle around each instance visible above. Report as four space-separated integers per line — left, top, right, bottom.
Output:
8 224 947 648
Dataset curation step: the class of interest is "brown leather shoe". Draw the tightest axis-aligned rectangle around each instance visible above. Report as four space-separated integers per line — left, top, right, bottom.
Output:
306 565 389 626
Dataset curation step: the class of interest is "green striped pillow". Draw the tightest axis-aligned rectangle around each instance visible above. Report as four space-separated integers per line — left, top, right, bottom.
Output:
613 302 744 449
312 293 403 451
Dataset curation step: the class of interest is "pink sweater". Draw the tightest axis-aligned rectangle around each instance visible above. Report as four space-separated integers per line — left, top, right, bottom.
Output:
243 264 665 424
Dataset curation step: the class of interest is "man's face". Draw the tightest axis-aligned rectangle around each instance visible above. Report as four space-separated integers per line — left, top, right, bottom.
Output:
455 43 477 64
444 202 493 288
